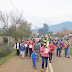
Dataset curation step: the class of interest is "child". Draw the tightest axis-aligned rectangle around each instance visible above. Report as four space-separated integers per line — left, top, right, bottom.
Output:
31 49 37 69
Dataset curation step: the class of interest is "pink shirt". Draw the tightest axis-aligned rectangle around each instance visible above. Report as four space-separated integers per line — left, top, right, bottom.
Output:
40 46 50 57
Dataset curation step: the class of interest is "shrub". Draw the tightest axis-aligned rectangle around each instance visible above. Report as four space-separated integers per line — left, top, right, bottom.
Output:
2 36 8 43
0 45 13 58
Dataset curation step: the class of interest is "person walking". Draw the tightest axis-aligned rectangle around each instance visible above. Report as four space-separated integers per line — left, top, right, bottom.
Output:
33 40 41 61
64 39 70 58
25 40 28 56
31 49 37 69
28 40 34 57
49 41 55 63
40 45 50 72
14 40 21 56
56 40 61 57
61 40 63 53
19 42 26 59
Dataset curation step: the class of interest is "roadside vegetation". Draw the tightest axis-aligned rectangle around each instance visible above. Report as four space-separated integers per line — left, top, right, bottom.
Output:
0 51 16 65
69 49 72 55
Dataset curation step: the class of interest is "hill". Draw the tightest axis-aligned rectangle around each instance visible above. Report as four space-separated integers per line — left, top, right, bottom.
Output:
32 21 72 33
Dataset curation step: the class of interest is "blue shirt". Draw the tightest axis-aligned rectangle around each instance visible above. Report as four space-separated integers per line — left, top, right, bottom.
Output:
19 45 26 51
55 41 58 46
56 41 61 46
31 52 37 59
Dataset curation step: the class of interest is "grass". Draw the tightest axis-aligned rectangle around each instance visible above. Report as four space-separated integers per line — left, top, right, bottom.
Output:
69 49 72 56
0 50 16 65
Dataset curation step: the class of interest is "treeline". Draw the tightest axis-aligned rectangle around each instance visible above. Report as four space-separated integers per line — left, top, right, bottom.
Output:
0 11 32 40
38 23 49 36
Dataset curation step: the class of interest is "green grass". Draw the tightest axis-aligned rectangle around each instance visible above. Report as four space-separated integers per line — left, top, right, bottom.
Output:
69 49 72 55
0 50 16 65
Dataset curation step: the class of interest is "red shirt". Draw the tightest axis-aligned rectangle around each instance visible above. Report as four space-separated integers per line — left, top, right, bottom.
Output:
28 43 34 49
49 44 55 54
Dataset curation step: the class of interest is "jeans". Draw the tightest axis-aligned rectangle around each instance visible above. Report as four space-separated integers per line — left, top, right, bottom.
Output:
29 49 32 57
32 58 37 68
64 48 69 57
57 48 61 57
42 57 48 69
17 50 19 56
49 53 52 62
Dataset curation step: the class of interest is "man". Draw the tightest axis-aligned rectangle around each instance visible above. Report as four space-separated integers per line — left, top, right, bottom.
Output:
64 39 70 58
33 40 41 61
14 40 20 56
61 40 63 53
25 40 28 56
56 39 61 57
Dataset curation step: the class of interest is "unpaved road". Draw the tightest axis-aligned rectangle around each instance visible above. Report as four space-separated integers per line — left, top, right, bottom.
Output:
0 56 42 72
51 51 72 72
0 51 72 72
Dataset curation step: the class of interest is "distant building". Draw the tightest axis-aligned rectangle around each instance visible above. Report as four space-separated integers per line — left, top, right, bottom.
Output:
57 30 72 35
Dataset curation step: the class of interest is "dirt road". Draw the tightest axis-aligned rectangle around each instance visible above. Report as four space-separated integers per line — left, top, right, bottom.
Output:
51 50 72 72
0 51 72 72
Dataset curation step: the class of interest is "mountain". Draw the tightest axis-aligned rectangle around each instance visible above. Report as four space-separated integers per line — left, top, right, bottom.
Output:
49 21 72 33
32 21 72 33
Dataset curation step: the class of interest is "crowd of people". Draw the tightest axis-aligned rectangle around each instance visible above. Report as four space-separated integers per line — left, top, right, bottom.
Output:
14 36 70 72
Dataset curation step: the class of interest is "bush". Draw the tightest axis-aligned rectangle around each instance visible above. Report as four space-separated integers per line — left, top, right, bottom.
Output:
0 45 13 58
2 36 8 43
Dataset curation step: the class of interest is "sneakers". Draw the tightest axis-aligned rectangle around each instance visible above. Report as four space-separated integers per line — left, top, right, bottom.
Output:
42 69 44 72
50 61 51 63
35 68 36 69
68 57 69 58
45 67 47 70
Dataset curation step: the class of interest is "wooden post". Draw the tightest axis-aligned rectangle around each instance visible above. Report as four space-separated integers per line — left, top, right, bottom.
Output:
8 38 9 46
14 38 15 45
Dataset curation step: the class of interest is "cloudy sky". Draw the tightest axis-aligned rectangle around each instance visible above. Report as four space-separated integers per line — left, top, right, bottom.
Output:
0 0 72 29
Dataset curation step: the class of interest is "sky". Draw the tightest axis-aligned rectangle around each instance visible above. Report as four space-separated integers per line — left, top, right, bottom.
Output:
0 0 72 29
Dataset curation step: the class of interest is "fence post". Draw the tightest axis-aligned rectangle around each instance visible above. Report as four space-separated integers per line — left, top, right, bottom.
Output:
14 38 15 45
8 38 9 46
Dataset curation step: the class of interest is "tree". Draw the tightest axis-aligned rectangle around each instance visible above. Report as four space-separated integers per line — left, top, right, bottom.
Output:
43 23 49 35
0 11 32 40
38 28 44 35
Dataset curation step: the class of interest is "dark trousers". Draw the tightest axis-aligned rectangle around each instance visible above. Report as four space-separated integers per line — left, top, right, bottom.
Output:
17 50 19 56
42 57 48 69
26 47 28 56
49 53 52 62
29 49 32 57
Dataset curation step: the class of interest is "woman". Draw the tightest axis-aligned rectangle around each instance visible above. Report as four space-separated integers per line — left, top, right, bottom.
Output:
19 42 26 59
28 40 34 57
49 41 55 63
40 45 50 72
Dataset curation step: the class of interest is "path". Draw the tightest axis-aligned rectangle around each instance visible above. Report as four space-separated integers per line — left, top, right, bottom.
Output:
0 56 42 72
51 50 72 72
0 51 72 72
